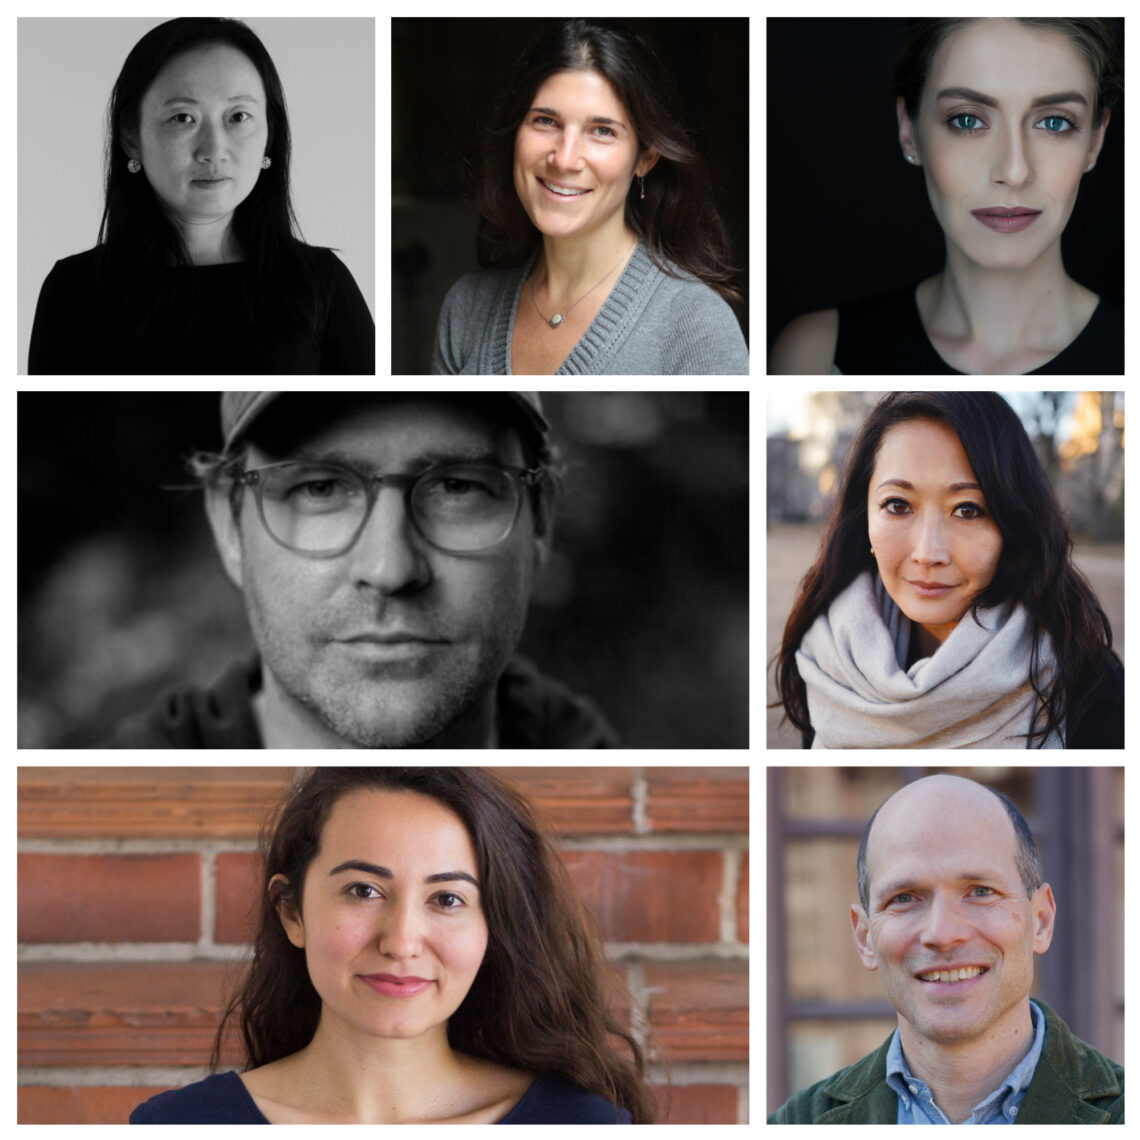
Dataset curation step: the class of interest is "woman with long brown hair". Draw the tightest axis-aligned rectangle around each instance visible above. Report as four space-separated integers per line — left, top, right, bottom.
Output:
432 18 747 375
130 768 653 1123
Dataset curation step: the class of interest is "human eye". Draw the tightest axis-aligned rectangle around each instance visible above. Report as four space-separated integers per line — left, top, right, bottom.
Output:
969 885 995 898
592 124 616 138
267 466 360 511
431 891 467 911
952 501 987 520
422 466 504 503
1035 114 1077 134
345 882 383 901
532 114 558 128
230 110 254 124
946 111 986 132
879 496 911 515
168 111 195 125
887 892 916 906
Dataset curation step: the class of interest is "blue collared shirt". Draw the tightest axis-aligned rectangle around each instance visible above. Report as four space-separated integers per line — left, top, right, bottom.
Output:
886 999 1046 1124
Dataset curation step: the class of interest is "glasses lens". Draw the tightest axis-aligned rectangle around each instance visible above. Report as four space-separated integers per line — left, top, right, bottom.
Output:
257 463 368 554
412 464 520 551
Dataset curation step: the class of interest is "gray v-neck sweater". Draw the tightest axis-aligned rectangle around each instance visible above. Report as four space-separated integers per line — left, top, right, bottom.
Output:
431 242 748 375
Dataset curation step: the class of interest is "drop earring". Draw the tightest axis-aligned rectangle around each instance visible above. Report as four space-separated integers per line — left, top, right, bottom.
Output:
639 175 645 200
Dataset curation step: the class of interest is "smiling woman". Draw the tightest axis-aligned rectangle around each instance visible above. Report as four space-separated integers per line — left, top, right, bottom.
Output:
432 18 748 375
129 768 652 1124
774 392 1123 749
770 18 1123 375
28 17 374 375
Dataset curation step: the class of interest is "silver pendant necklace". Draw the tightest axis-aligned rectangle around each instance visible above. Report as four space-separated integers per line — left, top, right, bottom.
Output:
530 241 636 330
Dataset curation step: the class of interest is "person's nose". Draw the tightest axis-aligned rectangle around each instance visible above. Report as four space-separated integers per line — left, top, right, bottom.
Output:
910 509 950 566
551 126 585 171
919 893 972 951
378 899 424 960
345 485 432 594
992 124 1033 190
194 118 226 165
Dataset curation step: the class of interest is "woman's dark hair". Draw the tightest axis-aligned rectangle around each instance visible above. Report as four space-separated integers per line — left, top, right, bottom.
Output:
212 768 656 1123
98 18 326 336
774 392 1113 747
475 18 741 311
896 18 1124 127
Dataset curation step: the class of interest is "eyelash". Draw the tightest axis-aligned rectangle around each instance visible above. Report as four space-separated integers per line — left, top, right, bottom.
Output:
879 497 987 520
344 883 468 910
944 111 1079 135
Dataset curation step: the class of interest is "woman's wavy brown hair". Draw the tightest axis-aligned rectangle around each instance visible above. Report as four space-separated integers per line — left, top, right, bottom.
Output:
774 392 1114 748
212 767 656 1122
475 18 741 313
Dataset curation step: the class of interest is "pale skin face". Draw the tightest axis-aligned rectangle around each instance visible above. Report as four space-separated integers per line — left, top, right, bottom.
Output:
124 44 269 260
206 399 548 748
850 777 1055 1119
274 789 489 1045
897 19 1109 274
513 69 658 250
868 418 1003 657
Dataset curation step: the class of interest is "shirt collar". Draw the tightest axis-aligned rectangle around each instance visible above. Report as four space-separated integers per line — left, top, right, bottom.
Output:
885 999 1046 1122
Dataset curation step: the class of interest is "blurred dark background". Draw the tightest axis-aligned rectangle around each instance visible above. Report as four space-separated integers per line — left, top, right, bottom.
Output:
393 17 750 373
19 391 749 748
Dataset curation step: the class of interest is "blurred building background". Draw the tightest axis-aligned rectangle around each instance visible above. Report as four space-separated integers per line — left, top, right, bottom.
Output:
766 766 1123 1117
19 392 747 749
767 392 1124 748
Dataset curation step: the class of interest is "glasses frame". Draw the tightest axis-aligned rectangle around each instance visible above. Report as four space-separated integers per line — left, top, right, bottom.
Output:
235 459 545 558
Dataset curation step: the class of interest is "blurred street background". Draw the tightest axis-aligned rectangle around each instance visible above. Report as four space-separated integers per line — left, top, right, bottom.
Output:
767 392 1124 748
20 392 748 749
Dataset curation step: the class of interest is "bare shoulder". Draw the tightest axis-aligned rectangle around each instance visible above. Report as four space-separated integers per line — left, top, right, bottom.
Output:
769 307 839 375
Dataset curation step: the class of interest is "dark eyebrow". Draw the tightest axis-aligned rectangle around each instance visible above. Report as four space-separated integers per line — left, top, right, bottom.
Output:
874 478 982 493
529 105 627 129
285 448 508 473
935 86 1088 110
328 860 480 889
160 94 261 106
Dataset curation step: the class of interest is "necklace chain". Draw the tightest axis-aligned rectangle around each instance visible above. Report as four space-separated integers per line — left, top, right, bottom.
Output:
530 241 637 330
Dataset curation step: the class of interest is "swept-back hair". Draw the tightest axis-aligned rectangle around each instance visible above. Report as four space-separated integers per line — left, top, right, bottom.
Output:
775 392 1113 747
212 767 656 1123
98 17 327 336
475 18 741 312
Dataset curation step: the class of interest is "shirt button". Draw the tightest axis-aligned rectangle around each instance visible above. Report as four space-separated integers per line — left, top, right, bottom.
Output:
909 1085 918 1095
1009 1106 1018 1117
902 1098 910 1108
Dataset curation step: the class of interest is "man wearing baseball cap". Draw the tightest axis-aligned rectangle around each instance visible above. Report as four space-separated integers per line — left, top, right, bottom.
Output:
108 391 616 748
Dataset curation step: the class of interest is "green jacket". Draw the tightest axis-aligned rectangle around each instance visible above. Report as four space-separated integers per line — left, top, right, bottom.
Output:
769 1001 1123 1124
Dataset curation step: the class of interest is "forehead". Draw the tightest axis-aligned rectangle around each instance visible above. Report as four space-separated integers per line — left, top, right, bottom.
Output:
532 68 630 119
927 19 1096 104
871 418 977 481
145 43 265 103
318 788 477 866
248 396 527 467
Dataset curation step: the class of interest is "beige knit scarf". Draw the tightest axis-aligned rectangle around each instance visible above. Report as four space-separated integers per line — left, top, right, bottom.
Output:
797 570 1062 749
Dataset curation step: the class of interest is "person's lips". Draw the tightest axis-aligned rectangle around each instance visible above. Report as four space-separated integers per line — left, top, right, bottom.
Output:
906 579 957 598
970 206 1041 233
537 176 593 200
914 964 990 986
358 973 434 997
333 630 451 668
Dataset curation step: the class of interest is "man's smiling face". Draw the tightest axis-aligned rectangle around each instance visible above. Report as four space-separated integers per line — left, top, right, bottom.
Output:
851 776 1055 1047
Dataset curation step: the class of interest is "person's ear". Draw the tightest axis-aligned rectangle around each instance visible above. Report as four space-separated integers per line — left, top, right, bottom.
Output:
121 127 140 162
897 95 921 165
1084 108 1110 172
851 903 879 971
635 148 660 178
1031 883 1057 954
205 481 244 590
270 874 305 949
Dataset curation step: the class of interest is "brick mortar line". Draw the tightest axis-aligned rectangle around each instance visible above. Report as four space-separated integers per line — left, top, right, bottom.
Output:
559 834 749 851
199 850 217 951
631 767 649 835
720 848 740 943
18 941 748 963
18 1061 749 1089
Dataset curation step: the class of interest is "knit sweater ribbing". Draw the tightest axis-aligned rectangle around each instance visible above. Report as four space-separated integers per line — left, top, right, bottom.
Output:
432 242 748 375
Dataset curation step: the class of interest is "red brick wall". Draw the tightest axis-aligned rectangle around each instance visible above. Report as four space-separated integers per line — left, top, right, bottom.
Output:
18 767 749 1124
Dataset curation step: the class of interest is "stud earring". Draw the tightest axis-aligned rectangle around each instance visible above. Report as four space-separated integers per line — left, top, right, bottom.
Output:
1086 161 1095 172
261 156 272 170
869 546 875 555
127 158 141 173
905 154 917 165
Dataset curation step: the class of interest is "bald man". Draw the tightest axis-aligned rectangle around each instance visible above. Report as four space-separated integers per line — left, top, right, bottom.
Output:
769 775 1124 1124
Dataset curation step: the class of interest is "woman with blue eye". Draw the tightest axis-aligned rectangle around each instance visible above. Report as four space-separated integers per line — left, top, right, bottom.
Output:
28 18 374 375
432 18 748 375
773 392 1123 749
770 19 1123 375
130 768 653 1123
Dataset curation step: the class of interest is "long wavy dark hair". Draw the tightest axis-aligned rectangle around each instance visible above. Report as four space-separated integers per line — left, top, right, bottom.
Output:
98 18 327 336
212 767 656 1123
475 18 741 312
774 392 1113 747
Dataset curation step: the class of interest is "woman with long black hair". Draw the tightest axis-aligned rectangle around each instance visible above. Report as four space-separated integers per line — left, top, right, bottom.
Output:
774 392 1122 749
130 768 653 1123
432 18 748 375
29 18 374 374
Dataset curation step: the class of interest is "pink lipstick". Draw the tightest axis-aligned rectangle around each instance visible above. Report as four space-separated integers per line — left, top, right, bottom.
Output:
907 580 956 598
970 207 1041 233
358 973 433 998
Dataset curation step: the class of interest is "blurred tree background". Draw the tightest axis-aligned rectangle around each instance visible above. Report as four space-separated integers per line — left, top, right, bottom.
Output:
19 392 748 748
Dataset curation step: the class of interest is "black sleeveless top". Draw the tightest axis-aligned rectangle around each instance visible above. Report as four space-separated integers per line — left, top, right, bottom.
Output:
834 284 1123 375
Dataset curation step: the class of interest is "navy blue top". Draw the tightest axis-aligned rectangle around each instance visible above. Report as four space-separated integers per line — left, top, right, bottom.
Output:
129 1070 631 1124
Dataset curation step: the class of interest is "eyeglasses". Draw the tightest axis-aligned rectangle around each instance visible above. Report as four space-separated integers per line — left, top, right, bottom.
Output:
236 460 545 558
